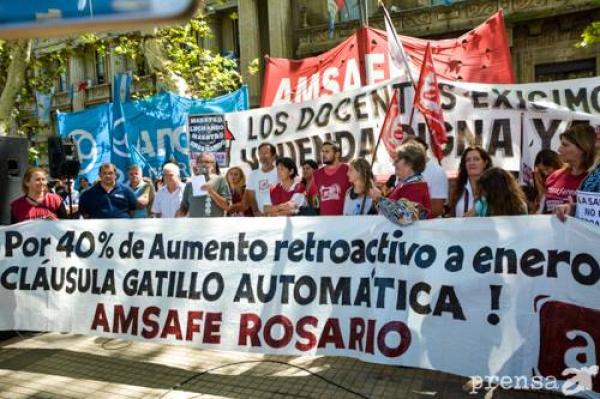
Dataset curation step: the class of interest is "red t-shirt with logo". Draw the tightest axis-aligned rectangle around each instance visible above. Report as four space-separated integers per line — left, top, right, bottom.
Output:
270 181 306 206
312 164 351 216
543 168 588 214
10 194 65 223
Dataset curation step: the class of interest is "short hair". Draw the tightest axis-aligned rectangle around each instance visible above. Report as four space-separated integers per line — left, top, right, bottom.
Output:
258 142 277 156
322 140 340 154
534 149 562 169
99 163 117 175
402 135 428 150
22 167 47 193
395 142 426 174
560 124 597 170
162 162 180 176
301 159 319 170
276 157 298 179
197 152 220 175
128 164 142 173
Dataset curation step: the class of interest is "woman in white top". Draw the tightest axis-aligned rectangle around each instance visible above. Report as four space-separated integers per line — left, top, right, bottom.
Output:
343 158 380 215
449 146 493 217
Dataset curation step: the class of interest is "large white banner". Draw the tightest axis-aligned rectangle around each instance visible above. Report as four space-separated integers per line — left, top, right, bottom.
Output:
226 77 600 178
1 216 599 396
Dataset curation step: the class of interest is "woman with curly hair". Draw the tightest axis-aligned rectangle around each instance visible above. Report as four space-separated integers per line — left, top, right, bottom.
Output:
449 146 493 217
474 167 528 217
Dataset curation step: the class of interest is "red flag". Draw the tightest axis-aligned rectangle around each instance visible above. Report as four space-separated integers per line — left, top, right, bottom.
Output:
261 11 514 106
378 90 404 161
413 43 447 162
224 122 235 141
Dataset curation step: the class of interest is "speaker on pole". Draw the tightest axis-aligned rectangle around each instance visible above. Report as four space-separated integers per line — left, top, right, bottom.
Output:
48 137 80 179
0 137 29 225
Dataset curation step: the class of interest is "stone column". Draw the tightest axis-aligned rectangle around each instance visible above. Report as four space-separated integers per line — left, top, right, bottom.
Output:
239 0 262 106
69 52 87 111
203 14 222 52
266 0 293 58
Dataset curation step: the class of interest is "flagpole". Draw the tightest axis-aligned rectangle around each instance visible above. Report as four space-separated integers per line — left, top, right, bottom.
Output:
370 87 398 168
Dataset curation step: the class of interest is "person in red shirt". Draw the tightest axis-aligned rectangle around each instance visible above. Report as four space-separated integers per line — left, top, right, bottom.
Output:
10 167 67 223
542 124 596 213
311 141 351 216
387 143 431 219
264 157 306 216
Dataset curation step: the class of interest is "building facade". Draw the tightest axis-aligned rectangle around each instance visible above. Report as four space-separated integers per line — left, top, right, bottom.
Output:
38 0 600 115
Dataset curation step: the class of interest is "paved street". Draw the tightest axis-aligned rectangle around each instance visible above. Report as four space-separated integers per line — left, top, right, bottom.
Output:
0 332 565 399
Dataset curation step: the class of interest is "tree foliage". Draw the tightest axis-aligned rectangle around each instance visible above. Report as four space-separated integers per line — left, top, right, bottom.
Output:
577 21 600 48
0 10 250 137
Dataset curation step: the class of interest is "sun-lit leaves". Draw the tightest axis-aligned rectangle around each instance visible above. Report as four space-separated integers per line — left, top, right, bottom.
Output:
577 21 600 48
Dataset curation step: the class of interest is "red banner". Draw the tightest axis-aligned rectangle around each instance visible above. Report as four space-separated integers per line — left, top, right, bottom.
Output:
261 11 514 107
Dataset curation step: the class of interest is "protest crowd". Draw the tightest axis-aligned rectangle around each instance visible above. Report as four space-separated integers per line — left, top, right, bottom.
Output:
10 123 600 226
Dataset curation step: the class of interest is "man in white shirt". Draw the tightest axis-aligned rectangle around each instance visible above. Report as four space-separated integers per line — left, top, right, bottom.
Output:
246 143 278 216
151 163 184 218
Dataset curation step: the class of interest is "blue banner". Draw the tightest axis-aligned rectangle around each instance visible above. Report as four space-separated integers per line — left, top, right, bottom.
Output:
56 85 249 182
56 103 113 186
111 72 133 182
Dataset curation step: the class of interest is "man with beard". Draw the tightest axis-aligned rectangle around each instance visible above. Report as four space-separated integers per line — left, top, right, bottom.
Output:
247 142 278 216
311 141 351 216
79 163 137 219
177 152 231 218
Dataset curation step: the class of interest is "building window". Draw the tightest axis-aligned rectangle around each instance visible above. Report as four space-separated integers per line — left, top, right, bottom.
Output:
95 51 106 84
535 58 596 82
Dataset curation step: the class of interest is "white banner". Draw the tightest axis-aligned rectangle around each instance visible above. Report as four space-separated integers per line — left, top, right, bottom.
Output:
1 216 599 396
226 77 600 178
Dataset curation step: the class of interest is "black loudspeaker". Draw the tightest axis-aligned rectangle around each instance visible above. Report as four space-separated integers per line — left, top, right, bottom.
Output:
0 137 29 225
48 137 80 178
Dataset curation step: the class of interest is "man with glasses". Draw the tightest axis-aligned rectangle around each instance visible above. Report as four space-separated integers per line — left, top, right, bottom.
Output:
177 153 231 217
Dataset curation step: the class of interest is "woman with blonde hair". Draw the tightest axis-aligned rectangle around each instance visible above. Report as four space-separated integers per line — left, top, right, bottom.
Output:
226 166 253 216
343 158 380 215
10 167 67 223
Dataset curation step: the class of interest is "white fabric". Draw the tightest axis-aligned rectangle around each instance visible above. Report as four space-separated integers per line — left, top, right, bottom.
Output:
454 180 473 218
343 189 374 215
247 167 278 212
151 183 184 218
225 77 600 178
422 158 448 200
1 215 599 399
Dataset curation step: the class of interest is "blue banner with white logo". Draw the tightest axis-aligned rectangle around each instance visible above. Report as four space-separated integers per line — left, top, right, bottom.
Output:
56 103 113 186
56 85 249 182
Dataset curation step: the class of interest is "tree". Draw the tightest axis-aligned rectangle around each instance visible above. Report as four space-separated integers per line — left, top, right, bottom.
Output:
0 40 32 135
0 8 249 138
577 0 600 47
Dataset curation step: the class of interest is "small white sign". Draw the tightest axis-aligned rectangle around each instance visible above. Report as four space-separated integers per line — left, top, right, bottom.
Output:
191 175 208 197
576 190 600 226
